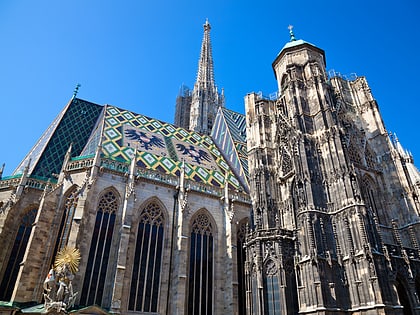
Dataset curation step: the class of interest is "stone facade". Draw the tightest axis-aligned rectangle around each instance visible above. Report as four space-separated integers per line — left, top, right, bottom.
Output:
244 35 420 315
1 25 420 315
0 153 251 314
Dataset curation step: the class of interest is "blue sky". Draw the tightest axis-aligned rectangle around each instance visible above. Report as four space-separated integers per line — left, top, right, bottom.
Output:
0 0 418 176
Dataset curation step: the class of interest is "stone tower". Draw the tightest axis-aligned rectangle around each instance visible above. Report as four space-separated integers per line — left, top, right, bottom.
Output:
175 20 224 134
244 27 420 315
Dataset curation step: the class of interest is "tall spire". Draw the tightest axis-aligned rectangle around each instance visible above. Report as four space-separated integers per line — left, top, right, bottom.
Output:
195 19 215 88
188 19 224 135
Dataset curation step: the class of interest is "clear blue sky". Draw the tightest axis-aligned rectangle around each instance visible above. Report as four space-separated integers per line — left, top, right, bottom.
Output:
0 0 418 176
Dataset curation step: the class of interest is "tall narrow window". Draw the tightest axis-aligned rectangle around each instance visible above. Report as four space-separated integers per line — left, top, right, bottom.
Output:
237 220 248 315
188 213 214 315
251 264 258 315
362 177 380 219
80 191 118 306
129 201 165 312
263 260 281 315
53 188 79 259
0 208 37 300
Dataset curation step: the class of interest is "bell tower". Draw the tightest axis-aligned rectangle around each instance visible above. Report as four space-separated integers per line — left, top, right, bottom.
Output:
245 27 386 315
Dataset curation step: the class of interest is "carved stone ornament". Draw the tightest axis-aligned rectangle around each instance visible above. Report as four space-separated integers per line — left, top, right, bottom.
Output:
44 247 81 314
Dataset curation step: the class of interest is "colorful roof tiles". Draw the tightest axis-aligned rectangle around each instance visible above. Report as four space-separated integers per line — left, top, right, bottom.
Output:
98 105 243 190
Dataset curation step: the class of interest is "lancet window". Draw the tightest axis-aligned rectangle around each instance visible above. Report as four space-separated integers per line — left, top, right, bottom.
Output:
80 190 118 306
187 212 214 315
361 176 380 220
237 220 248 315
129 201 165 312
53 188 79 259
0 208 37 300
263 259 281 315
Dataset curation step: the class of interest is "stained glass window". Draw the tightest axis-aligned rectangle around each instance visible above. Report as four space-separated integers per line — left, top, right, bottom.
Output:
129 201 164 312
0 208 37 300
188 212 214 315
80 190 117 306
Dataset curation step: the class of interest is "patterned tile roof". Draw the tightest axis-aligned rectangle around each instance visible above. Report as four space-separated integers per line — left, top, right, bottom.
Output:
211 108 249 191
13 98 103 178
95 105 244 190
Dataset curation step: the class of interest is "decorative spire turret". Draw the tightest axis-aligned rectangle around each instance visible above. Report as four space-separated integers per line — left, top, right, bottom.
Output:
196 19 215 87
189 20 224 135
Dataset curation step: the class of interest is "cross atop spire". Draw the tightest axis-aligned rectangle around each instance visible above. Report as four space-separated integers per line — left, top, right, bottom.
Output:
288 25 296 42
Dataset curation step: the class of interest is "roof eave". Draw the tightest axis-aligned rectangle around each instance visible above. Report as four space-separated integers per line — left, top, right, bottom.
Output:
272 42 326 79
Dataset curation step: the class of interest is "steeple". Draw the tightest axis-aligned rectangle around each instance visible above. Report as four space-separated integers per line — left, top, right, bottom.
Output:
188 19 224 135
195 19 215 89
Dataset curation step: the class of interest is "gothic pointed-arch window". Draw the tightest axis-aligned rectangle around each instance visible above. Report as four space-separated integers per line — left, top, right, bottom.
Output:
52 188 79 260
129 201 165 312
247 262 260 315
80 190 118 306
0 208 37 300
187 212 214 315
361 176 381 221
250 263 258 315
263 259 281 315
237 219 248 315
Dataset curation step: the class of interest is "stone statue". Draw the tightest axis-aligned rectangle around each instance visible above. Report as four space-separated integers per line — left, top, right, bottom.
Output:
44 247 80 313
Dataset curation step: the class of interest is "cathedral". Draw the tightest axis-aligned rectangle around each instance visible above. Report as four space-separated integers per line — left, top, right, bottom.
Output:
0 21 420 315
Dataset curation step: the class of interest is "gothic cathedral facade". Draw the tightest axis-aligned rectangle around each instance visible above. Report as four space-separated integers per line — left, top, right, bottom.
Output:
0 22 420 315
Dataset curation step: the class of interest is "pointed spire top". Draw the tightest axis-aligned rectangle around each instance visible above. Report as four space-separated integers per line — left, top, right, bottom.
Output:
288 25 296 42
204 18 211 31
73 83 81 98
195 19 215 86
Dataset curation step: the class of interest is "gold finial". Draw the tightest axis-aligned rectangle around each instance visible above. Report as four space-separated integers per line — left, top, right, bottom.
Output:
288 25 296 41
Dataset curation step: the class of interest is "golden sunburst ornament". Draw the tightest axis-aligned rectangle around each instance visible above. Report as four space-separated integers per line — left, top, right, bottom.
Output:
54 246 81 274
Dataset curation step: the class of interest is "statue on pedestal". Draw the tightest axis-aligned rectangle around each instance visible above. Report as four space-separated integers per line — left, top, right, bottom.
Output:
43 247 81 313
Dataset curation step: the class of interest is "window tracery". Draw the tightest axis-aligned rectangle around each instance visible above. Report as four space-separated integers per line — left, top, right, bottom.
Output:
80 190 118 307
188 212 214 315
129 201 165 312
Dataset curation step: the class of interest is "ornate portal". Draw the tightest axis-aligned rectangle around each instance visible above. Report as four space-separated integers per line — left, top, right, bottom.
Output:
43 247 81 313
